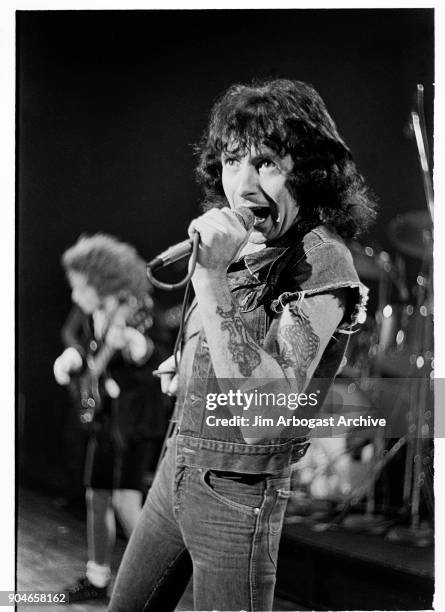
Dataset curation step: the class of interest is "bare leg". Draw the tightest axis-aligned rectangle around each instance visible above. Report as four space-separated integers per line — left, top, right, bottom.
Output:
112 488 143 538
85 487 115 567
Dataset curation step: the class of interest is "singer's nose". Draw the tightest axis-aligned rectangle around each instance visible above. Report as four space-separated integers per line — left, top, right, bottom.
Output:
237 160 260 200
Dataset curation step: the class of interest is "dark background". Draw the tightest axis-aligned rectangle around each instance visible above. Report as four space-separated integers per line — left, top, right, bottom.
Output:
17 9 434 496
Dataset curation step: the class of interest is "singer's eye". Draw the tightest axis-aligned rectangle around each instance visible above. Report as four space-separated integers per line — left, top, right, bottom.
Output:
223 156 240 167
257 159 277 172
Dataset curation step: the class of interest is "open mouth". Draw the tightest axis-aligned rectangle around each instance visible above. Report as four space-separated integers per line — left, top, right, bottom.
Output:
249 206 271 227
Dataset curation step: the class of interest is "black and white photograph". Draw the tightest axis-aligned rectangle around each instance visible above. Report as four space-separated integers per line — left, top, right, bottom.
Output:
12 6 437 611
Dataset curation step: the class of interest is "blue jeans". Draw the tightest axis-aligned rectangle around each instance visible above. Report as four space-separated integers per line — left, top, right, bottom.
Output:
108 435 291 611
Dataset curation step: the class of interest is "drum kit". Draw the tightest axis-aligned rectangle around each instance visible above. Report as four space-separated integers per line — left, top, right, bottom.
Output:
287 86 434 546
345 209 433 381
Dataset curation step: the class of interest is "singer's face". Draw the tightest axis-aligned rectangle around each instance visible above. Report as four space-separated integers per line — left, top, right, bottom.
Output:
68 271 101 315
221 144 299 244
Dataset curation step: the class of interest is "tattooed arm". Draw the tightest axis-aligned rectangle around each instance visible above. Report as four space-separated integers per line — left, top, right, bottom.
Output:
193 270 345 388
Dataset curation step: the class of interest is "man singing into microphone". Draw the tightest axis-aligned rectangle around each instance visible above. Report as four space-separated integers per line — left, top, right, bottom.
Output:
109 79 376 611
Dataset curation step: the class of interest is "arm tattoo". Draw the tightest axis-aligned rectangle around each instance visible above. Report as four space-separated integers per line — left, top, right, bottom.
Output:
216 303 261 377
276 315 320 389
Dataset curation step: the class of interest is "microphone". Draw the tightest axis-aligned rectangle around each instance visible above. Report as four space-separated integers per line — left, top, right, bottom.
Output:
147 206 255 271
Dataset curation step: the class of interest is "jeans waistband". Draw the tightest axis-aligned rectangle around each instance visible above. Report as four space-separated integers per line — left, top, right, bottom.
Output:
175 434 310 475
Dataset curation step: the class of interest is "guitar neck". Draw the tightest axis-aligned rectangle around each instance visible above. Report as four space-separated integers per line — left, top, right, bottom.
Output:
89 343 116 378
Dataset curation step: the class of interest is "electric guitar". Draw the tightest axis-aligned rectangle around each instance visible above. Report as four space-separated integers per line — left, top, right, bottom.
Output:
75 295 153 427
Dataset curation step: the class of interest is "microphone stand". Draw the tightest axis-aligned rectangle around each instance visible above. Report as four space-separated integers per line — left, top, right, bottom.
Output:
385 233 434 547
385 83 434 547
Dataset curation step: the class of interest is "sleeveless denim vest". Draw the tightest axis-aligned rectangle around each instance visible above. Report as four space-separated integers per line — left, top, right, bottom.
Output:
175 225 368 474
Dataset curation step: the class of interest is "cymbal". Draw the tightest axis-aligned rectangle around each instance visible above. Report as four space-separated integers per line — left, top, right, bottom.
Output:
349 242 381 280
388 210 433 259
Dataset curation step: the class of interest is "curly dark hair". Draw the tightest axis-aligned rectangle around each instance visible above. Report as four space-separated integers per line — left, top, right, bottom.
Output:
196 79 377 239
62 233 151 300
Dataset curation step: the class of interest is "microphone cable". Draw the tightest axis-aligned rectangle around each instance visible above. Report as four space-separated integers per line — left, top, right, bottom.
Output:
146 233 199 371
172 277 193 372
150 257 194 475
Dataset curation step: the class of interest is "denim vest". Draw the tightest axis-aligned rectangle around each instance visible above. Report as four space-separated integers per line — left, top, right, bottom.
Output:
175 225 368 474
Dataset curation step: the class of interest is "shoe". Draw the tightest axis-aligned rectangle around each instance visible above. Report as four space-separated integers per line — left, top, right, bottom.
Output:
65 576 108 603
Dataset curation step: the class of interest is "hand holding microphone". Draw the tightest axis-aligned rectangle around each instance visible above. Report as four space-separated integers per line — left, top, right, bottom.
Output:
147 206 254 271
187 206 255 275
146 206 255 290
